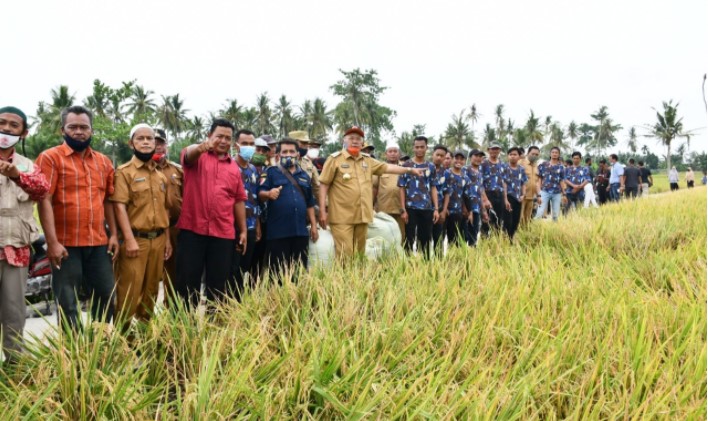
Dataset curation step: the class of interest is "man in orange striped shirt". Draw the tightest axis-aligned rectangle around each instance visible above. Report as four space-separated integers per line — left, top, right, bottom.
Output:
36 106 119 329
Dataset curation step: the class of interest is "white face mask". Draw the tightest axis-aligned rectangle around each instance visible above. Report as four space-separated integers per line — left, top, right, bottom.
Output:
0 132 20 150
306 148 320 159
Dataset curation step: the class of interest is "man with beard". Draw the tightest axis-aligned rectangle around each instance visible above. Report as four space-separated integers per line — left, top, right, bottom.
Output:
520 145 540 226
112 124 171 328
175 119 247 308
36 106 120 329
0 106 49 361
152 129 182 303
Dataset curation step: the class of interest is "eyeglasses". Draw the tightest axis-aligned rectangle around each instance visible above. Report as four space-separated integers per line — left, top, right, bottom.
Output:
65 125 92 132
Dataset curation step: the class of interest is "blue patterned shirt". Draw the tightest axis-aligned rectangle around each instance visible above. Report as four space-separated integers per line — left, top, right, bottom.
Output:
537 161 565 194
463 166 484 213
563 166 591 194
480 159 506 193
503 165 528 202
444 170 471 215
434 165 448 211
237 162 260 230
398 161 438 210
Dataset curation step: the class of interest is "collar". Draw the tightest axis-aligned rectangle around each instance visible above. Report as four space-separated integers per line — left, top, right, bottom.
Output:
208 150 232 162
60 142 93 157
342 150 362 161
131 155 156 170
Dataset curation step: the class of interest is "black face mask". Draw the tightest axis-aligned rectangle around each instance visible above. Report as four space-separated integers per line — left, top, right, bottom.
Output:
134 149 156 162
298 147 307 158
63 133 92 152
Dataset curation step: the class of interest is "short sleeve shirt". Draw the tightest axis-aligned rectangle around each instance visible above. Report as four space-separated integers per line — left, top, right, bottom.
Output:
318 151 388 224
397 161 437 210
156 160 183 223
434 166 448 211
463 166 484 214
445 170 471 215
537 161 565 194
480 159 506 193
177 150 247 240
503 165 528 202
237 162 260 231
111 157 169 232
609 162 624 184
563 166 591 194
373 173 401 214
639 167 652 184
259 166 314 240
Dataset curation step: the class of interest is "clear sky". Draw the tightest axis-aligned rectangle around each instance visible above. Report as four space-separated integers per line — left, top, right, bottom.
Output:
6 0 707 154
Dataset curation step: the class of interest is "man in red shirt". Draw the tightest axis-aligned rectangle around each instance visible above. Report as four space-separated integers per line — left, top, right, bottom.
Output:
175 119 247 307
36 106 119 330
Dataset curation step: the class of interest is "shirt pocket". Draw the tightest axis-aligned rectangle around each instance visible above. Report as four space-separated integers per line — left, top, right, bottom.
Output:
130 179 152 210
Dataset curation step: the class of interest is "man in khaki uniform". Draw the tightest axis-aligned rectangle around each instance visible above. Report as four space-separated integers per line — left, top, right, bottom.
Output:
289 130 320 202
520 145 540 226
373 143 405 241
318 127 423 259
153 129 182 299
112 124 172 327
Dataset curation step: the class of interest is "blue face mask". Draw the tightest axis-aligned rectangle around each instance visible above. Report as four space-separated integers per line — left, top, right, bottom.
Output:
239 145 256 161
280 156 295 168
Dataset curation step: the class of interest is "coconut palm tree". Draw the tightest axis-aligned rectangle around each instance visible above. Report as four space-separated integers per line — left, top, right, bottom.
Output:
443 110 473 150
566 121 578 151
524 110 544 145
627 127 638 153
494 104 505 139
126 85 156 120
220 99 244 128
255 92 275 136
298 100 314 134
482 123 496 147
39 85 75 134
310 98 333 142
157 94 189 140
274 95 296 138
646 100 692 173
84 79 112 119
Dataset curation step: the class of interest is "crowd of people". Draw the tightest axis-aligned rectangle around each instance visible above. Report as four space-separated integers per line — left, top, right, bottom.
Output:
0 104 688 363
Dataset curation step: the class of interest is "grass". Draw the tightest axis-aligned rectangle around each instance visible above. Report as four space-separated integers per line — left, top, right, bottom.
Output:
4 187 706 419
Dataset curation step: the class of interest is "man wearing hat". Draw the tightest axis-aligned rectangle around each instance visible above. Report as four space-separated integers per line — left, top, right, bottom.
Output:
318 127 424 259
362 143 376 159
153 128 183 302
373 143 405 241
288 130 321 204
0 106 49 360
36 105 120 329
260 135 278 166
463 149 490 246
480 143 509 236
112 124 171 328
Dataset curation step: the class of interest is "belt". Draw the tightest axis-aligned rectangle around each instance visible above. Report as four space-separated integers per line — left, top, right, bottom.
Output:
132 229 165 239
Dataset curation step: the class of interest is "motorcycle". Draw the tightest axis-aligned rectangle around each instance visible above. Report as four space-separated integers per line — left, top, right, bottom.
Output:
25 235 53 318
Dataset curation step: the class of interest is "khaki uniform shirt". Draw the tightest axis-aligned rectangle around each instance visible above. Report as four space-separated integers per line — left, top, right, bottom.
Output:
319 151 388 224
373 172 401 214
156 160 183 224
111 157 170 232
299 156 320 202
521 158 539 199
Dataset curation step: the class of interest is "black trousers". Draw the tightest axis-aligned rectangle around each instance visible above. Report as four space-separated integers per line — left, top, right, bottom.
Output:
175 230 234 308
230 229 257 300
688 181 694 188
464 212 481 247
563 191 584 214
482 191 505 237
670 182 679 191
503 196 522 240
405 208 434 259
597 185 609 204
432 217 446 253
266 236 309 282
445 213 465 247
624 187 638 199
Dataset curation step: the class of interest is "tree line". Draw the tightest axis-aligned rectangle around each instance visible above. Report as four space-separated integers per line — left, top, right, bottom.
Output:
22 68 703 172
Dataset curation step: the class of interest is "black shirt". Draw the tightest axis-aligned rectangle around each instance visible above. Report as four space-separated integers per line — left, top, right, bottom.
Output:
623 166 641 189
639 167 652 184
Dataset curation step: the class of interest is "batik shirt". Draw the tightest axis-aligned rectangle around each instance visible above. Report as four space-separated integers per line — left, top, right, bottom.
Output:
463 166 484 214
480 159 506 193
434 165 448 211
238 162 260 230
537 161 565 194
503 165 528 202
563 166 591 195
398 161 438 210
444 170 471 215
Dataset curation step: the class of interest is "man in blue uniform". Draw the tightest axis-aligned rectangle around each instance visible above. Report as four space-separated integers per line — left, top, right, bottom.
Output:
502 147 527 240
398 136 440 259
431 145 449 252
563 151 591 213
480 144 508 236
258 138 318 279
